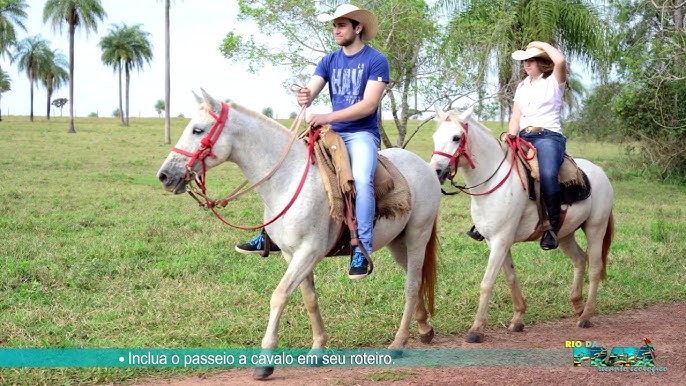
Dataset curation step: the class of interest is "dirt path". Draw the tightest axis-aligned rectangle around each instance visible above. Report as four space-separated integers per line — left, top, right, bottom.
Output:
138 302 685 386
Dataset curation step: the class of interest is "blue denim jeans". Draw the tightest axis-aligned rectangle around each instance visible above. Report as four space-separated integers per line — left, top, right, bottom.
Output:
519 130 566 194
338 131 379 255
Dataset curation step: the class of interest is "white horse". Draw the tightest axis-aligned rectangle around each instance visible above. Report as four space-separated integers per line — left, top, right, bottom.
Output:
429 108 614 343
157 90 441 379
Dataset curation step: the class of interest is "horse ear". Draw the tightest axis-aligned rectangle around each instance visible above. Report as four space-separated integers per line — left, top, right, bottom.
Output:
192 90 203 105
458 106 475 122
200 88 222 114
434 104 447 121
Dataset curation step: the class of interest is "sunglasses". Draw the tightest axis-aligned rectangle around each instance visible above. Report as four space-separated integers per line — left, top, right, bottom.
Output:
523 58 537 63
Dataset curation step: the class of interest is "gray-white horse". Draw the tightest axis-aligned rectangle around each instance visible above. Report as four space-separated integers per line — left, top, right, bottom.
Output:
157 90 441 379
429 108 614 343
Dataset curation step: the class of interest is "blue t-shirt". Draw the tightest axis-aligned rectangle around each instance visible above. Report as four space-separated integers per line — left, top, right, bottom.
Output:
314 45 390 139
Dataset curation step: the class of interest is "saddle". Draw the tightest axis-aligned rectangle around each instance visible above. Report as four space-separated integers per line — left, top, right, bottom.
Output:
510 138 592 240
305 126 412 256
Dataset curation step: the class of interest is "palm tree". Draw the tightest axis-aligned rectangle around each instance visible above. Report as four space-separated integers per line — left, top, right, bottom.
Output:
0 0 28 58
99 23 152 126
0 67 11 121
40 48 69 120
43 0 106 133
438 0 607 119
14 35 50 122
99 23 128 125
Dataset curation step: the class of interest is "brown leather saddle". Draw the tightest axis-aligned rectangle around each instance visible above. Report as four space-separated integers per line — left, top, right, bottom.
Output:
307 127 412 257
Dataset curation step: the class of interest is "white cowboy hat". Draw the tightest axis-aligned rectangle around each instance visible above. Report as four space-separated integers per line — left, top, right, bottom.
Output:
511 47 551 62
316 4 379 42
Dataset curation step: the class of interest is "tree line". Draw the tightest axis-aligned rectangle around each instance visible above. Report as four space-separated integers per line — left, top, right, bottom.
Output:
0 0 159 132
1 0 683 179
222 0 685 180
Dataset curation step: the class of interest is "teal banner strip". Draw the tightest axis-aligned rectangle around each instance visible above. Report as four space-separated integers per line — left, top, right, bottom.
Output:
0 348 570 368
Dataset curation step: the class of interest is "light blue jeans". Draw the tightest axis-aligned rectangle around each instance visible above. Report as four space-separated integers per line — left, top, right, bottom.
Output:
338 130 379 255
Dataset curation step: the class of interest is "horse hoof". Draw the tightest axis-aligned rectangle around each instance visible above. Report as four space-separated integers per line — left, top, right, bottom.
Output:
578 320 593 328
306 350 325 367
509 323 525 332
465 332 484 343
253 366 274 380
419 328 435 344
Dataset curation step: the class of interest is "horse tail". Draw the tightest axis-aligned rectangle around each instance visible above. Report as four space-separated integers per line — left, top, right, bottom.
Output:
420 217 439 316
600 210 614 281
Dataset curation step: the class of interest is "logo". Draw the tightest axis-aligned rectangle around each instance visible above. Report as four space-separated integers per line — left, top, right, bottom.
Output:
570 338 657 367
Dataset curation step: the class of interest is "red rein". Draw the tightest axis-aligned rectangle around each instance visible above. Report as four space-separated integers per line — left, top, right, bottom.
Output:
170 102 318 230
432 119 535 195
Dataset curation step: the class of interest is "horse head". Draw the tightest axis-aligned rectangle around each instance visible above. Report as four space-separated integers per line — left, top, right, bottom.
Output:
429 106 476 184
157 89 233 194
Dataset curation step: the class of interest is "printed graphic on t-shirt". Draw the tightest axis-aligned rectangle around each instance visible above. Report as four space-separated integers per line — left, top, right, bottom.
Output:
330 64 365 105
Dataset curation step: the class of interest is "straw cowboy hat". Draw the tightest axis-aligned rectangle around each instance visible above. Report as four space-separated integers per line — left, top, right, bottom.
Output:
511 46 551 62
316 4 379 42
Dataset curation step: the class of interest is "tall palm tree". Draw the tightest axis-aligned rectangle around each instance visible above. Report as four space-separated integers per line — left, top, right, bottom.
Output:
438 0 607 119
0 0 28 58
40 48 69 120
99 24 128 125
43 0 106 133
0 67 11 121
99 23 152 126
14 35 50 122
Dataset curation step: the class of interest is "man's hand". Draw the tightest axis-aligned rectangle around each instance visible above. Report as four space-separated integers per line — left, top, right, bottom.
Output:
307 113 332 128
297 87 311 107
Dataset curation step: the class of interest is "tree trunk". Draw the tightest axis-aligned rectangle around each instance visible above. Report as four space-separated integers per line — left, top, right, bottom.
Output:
118 62 125 125
125 65 131 126
46 87 52 120
164 0 171 144
675 0 684 31
29 78 34 122
68 17 76 133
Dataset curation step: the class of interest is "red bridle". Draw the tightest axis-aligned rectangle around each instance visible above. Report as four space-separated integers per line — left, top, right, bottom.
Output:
168 102 317 231
433 118 531 196
171 102 230 183
431 118 476 181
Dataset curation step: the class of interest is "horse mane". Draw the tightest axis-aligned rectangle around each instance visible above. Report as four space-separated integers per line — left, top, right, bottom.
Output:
447 108 493 136
229 102 292 133
197 98 291 134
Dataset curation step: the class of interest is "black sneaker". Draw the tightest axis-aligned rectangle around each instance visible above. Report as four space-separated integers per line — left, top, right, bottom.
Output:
466 225 485 241
348 251 369 280
235 233 281 255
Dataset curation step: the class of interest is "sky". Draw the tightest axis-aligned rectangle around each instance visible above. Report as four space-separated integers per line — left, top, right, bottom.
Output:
1 0 301 119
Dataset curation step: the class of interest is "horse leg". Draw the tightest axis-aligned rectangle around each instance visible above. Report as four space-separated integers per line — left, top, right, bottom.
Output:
466 243 509 343
299 272 329 349
501 250 526 332
387 239 431 349
413 300 434 344
253 253 319 380
577 229 606 328
558 234 587 317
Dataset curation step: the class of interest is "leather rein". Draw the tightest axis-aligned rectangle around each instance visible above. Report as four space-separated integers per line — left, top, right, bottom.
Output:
432 119 532 196
171 101 317 230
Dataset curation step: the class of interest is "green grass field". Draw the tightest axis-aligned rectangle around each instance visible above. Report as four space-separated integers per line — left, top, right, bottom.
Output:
1 115 685 384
